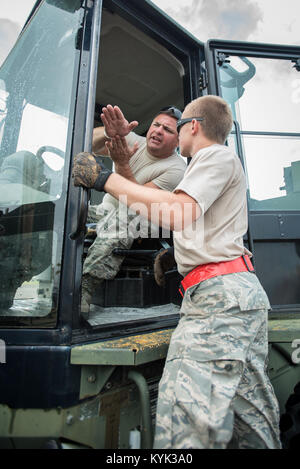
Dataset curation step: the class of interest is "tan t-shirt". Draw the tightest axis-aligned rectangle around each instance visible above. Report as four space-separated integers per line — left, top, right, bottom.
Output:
97 132 186 236
173 144 250 277
101 132 186 211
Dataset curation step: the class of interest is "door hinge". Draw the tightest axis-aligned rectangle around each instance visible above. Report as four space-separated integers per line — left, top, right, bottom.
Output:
199 69 208 91
217 52 230 67
292 58 300 71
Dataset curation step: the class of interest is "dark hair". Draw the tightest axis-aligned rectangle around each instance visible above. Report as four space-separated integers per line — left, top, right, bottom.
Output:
156 106 182 120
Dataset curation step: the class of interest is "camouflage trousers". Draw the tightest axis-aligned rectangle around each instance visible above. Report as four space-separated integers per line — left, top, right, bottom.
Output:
154 272 282 449
83 205 150 281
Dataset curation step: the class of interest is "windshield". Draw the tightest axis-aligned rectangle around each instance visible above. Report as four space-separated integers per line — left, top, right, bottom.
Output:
219 55 300 211
0 0 82 326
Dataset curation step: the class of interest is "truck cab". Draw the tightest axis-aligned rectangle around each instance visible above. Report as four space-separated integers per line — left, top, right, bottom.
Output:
0 0 300 449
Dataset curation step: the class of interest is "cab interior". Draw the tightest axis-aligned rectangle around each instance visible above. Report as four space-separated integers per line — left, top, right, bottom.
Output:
85 8 187 323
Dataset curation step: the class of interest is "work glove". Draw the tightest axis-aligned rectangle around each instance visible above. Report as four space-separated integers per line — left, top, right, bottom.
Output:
72 152 112 192
154 246 176 287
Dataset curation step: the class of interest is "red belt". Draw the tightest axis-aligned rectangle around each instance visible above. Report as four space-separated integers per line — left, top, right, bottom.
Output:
179 255 254 297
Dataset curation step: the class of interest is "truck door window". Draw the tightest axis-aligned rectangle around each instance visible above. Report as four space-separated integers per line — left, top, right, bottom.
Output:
219 55 300 211
0 0 82 325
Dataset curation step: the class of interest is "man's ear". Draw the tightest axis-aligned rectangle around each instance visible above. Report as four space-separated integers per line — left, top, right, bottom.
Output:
191 119 200 135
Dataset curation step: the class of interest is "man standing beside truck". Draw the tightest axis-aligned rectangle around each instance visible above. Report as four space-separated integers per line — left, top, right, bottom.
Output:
72 95 281 449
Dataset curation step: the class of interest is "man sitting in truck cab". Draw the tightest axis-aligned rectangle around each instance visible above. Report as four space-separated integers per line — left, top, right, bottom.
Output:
81 104 186 315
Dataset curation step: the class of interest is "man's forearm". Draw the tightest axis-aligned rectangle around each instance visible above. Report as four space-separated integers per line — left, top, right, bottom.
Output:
104 173 200 230
114 162 138 184
92 127 109 155
72 153 200 228
92 132 142 184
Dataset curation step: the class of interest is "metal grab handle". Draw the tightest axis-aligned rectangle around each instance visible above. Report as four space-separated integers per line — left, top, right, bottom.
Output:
128 370 153 449
69 188 89 240
233 120 246 170
232 120 255 263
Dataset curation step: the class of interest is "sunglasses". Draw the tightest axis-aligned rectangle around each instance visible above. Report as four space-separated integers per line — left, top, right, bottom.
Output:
159 106 182 120
177 117 204 133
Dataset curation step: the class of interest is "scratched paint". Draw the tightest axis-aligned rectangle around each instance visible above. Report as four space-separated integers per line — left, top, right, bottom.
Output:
71 329 174 366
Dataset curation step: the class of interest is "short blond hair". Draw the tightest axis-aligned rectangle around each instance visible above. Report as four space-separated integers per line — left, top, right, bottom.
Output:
184 95 233 144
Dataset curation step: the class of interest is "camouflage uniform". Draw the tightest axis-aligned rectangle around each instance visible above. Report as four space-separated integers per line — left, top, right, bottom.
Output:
154 271 281 449
83 205 150 281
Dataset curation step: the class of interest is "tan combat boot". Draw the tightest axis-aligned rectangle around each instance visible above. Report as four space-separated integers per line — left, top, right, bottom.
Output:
81 275 102 318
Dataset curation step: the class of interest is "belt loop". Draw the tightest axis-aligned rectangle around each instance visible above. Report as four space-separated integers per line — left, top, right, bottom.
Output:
242 255 255 273
179 285 185 298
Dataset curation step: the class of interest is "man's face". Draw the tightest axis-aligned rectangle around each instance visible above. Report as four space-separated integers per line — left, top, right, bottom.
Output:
146 114 179 158
178 112 194 158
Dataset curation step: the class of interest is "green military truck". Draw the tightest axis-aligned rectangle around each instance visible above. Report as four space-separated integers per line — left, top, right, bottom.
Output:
0 0 299 449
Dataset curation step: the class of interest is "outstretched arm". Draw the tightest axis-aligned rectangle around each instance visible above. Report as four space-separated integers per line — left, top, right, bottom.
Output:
104 172 200 230
72 152 200 231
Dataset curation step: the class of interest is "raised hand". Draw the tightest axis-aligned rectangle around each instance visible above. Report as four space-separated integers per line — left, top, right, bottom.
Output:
101 105 139 138
105 135 139 165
